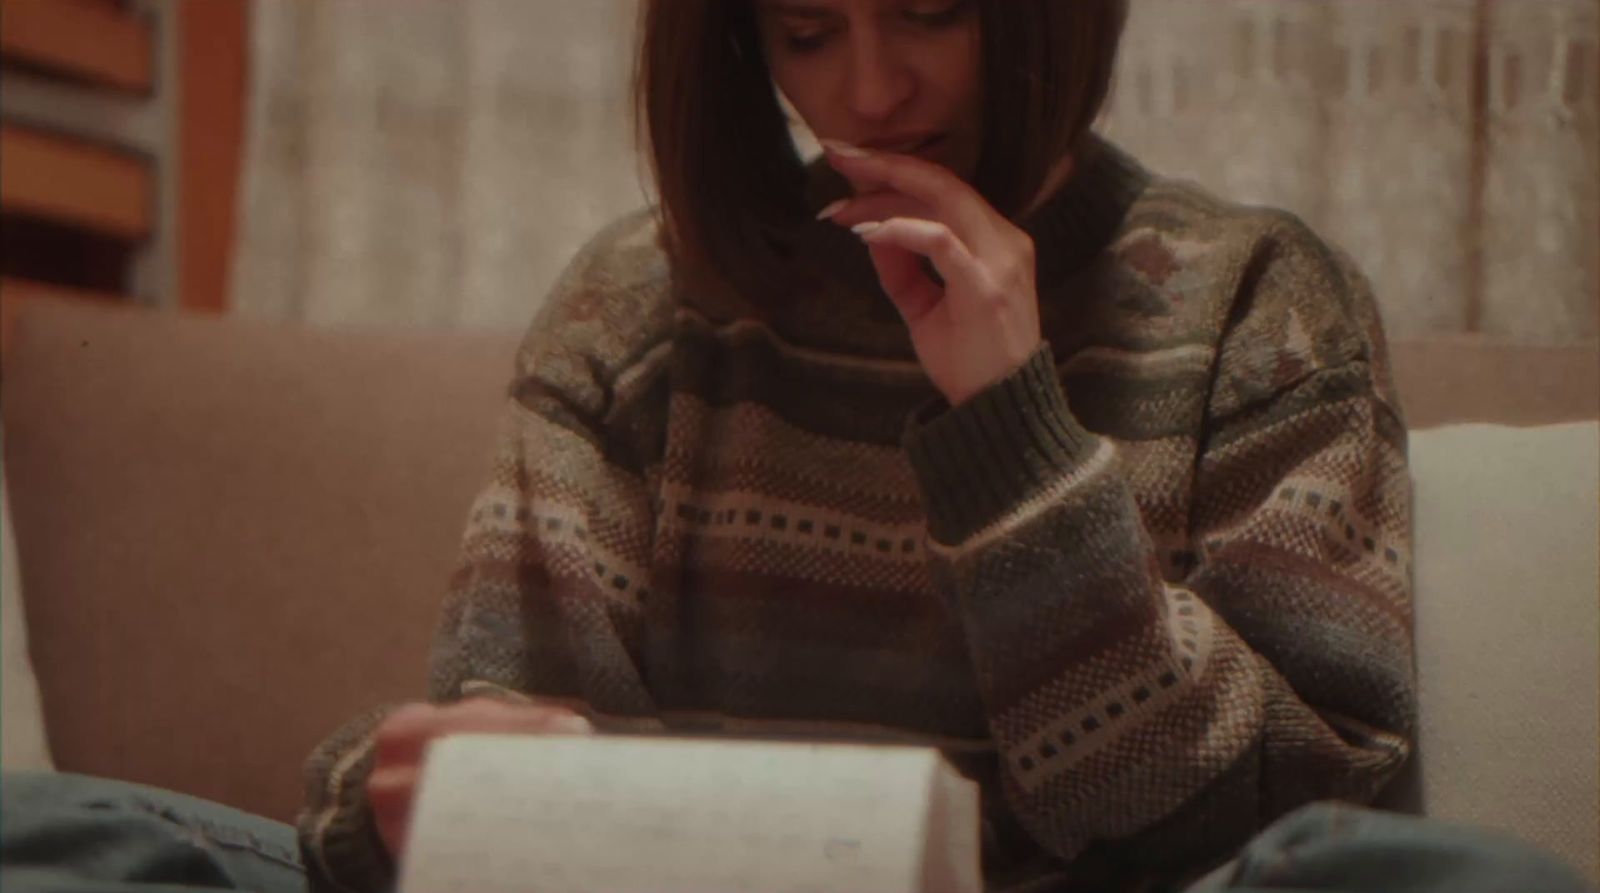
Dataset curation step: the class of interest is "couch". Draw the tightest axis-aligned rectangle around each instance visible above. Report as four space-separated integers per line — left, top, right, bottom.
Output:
3 296 1597 881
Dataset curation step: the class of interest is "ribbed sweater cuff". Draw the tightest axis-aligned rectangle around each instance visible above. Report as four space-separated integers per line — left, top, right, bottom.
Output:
308 807 394 893
904 345 1099 545
299 709 398 893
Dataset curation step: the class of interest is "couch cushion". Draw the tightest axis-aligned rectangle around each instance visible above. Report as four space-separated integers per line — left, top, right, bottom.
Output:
2 430 55 771
1408 422 1599 881
1 299 519 821
1389 337 1599 429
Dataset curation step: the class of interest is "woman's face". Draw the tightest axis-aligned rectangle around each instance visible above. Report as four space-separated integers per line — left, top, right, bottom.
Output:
755 0 983 180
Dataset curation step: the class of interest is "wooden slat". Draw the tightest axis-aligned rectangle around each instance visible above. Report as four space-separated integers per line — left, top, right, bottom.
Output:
0 0 153 92
0 276 126 371
0 125 152 240
178 0 248 312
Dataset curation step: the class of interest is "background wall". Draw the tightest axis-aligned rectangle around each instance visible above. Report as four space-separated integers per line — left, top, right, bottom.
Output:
230 0 642 331
1102 0 1597 343
226 0 1598 345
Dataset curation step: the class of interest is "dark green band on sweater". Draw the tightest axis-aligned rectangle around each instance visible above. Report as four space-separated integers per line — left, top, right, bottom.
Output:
904 345 1102 545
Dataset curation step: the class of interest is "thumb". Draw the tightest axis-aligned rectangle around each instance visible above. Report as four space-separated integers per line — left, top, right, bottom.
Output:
863 239 943 325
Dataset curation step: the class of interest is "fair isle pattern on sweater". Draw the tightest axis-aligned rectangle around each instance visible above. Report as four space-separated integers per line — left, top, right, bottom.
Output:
299 141 1416 893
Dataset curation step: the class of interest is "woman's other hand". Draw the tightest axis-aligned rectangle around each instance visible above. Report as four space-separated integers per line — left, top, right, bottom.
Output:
366 697 593 860
818 141 1043 407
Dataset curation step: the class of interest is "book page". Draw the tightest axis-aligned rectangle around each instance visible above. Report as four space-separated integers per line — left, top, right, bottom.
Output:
920 756 982 893
399 734 980 893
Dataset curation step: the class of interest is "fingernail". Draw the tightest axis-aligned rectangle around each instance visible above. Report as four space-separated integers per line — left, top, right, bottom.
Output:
816 199 850 221
821 139 872 159
554 716 594 734
851 222 883 237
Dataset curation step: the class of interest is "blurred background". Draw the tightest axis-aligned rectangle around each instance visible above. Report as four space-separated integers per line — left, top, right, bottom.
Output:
0 0 1595 341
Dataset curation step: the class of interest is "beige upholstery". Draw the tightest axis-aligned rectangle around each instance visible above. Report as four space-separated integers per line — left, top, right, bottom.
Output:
1388 336 1600 429
2 300 515 821
3 296 1598 881
1408 423 1600 880
2 433 54 771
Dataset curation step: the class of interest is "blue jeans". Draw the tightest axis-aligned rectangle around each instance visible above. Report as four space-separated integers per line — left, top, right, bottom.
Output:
1182 802 1595 893
2 771 1592 893
1 772 305 893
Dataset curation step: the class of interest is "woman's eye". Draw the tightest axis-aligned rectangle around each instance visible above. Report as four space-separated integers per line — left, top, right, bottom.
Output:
773 14 838 54
784 30 832 53
904 0 971 27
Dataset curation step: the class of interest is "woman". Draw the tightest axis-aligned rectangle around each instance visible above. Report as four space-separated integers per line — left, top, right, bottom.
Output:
2 2 1591 893
303 0 1416 888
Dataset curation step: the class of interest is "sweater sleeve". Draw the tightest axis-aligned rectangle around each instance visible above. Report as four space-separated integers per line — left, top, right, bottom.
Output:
903 221 1416 877
297 214 669 893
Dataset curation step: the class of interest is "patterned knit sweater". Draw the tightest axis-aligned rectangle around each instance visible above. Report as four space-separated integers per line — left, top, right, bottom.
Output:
299 139 1416 893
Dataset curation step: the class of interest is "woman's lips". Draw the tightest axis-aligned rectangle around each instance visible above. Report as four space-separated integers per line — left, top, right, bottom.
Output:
862 133 946 158
896 134 946 162
907 134 945 160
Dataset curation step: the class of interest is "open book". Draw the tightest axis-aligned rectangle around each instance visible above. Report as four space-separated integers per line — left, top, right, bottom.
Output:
399 734 982 893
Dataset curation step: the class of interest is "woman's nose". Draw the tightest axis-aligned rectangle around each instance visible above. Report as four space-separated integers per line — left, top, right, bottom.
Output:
846 39 914 123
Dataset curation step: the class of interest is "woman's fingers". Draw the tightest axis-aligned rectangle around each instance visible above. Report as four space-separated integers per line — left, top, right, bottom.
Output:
819 141 1043 406
366 764 420 814
367 698 592 860
822 142 995 245
366 763 419 857
371 703 444 768
855 218 984 322
818 192 932 229
373 698 591 768
862 241 944 324
819 194 951 322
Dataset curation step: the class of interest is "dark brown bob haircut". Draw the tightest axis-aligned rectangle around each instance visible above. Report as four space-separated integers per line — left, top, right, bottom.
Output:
636 0 1129 302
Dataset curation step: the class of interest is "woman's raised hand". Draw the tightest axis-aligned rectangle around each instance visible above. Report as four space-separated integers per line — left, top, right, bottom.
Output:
818 141 1042 407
